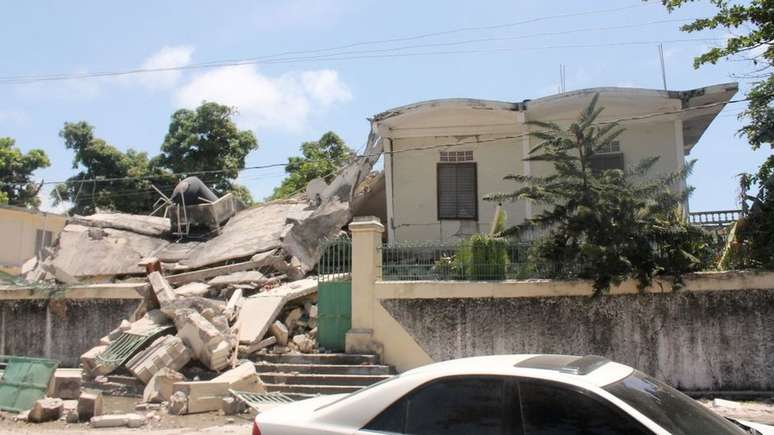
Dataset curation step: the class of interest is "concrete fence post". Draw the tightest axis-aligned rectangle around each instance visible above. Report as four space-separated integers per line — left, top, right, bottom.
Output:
346 216 384 355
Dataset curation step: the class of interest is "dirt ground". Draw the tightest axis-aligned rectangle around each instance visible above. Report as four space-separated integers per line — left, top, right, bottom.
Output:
0 396 257 434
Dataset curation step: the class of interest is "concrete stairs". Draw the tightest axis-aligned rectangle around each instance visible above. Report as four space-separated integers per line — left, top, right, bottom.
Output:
254 353 394 396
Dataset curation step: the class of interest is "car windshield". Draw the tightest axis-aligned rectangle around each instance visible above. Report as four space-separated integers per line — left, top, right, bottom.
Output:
603 370 746 435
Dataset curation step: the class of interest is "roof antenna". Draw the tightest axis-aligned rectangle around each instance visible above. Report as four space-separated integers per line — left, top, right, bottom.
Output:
658 43 668 91
559 64 567 93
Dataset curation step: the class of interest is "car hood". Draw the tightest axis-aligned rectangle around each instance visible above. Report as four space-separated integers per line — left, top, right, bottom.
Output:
734 419 774 435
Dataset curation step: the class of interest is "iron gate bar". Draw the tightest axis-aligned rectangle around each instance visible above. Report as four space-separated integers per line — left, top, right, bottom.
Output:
96 325 175 372
317 238 352 352
230 390 295 410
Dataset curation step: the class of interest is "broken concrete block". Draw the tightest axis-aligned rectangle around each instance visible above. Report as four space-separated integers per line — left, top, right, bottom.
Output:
28 398 63 423
208 271 266 288
174 309 231 371
224 288 243 321
285 307 303 332
168 391 188 415
240 336 276 358
293 334 316 354
221 396 246 415
270 320 289 346
174 282 211 298
79 345 109 376
77 391 103 422
148 271 176 307
143 368 185 404
172 381 231 414
213 361 265 394
64 408 79 423
20 256 38 276
309 327 318 339
127 309 172 334
49 370 82 399
126 335 191 384
90 413 145 428
160 297 225 320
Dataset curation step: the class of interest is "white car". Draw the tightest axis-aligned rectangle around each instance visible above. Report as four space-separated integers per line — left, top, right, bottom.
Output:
252 354 773 435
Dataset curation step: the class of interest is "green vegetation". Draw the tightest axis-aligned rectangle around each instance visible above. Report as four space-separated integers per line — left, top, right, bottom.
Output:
0 137 50 208
662 0 774 269
485 95 712 293
270 132 353 200
53 102 258 214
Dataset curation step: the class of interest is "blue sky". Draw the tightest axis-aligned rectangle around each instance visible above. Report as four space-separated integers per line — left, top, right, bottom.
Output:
0 0 768 212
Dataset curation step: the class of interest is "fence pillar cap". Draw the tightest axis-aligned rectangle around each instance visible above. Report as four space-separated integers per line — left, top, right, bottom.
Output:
349 216 384 233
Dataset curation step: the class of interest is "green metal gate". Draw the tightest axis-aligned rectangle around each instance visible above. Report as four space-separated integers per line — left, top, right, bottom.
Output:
317 238 352 352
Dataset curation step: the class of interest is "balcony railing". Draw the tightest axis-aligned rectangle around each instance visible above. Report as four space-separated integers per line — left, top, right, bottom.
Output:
688 210 742 226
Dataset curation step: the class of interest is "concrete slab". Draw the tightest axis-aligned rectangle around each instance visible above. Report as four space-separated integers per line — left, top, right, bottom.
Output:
235 296 285 345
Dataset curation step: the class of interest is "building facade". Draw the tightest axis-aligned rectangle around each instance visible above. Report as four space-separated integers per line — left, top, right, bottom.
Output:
371 83 738 242
0 205 67 274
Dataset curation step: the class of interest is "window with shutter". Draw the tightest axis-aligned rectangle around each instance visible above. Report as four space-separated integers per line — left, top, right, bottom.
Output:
437 162 478 220
589 153 624 174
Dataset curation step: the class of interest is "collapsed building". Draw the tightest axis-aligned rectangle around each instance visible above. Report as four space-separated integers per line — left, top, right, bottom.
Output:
8 135 389 423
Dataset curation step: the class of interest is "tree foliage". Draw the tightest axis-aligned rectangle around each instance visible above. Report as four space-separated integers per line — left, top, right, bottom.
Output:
662 0 774 268
270 131 353 200
486 95 712 293
53 102 259 214
0 137 50 208
52 122 168 215
159 102 258 198
662 0 774 149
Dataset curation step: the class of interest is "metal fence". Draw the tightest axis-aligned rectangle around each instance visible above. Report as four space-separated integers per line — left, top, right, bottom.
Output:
317 237 352 282
379 240 580 281
689 210 742 227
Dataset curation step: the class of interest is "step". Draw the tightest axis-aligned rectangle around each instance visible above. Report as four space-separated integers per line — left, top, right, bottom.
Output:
254 362 394 376
259 372 392 387
254 353 379 365
264 383 363 395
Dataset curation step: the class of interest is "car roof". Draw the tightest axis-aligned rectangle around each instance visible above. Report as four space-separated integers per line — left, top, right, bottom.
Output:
402 354 634 388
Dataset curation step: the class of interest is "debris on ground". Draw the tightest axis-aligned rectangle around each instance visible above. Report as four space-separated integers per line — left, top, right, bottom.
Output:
8 139 386 424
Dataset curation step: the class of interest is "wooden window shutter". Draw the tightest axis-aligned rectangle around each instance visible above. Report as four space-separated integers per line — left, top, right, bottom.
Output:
437 162 478 220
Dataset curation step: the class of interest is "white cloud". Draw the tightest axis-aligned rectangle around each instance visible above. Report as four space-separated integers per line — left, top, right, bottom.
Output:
137 45 194 90
175 65 352 131
300 70 352 106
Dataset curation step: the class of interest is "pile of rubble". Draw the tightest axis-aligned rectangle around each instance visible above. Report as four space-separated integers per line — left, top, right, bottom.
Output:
9 134 385 424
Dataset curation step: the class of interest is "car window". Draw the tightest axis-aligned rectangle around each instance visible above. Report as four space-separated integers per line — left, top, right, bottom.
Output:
603 371 746 435
518 382 651 435
363 376 509 435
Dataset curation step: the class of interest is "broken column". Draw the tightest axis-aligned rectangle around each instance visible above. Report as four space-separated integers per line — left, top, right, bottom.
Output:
174 309 230 371
143 368 186 404
126 335 191 383
148 271 176 307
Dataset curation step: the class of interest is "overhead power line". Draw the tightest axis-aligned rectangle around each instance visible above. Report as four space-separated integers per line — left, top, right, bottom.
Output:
0 5 703 85
1 97 749 189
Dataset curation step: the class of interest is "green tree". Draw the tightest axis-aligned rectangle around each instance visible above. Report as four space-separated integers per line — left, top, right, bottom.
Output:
661 0 774 268
0 137 50 208
270 131 353 200
158 102 258 202
486 95 711 293
52 122 169 215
